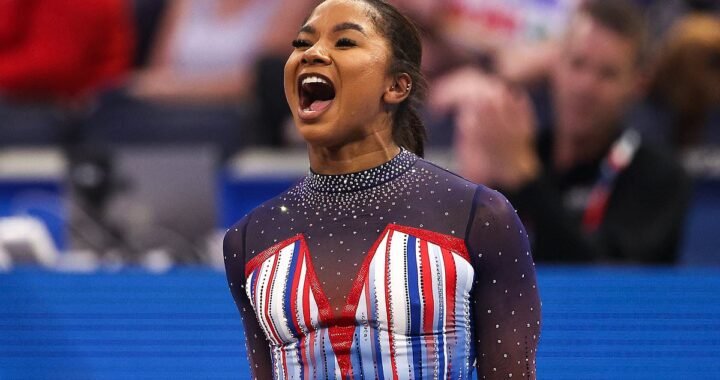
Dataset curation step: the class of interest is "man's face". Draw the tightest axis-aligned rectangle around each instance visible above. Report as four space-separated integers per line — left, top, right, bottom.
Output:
552 14 640 139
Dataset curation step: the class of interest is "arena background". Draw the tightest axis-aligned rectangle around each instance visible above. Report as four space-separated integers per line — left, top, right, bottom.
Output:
1 0 719 378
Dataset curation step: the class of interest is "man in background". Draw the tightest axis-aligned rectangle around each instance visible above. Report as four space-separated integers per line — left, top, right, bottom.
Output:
436 0 691 263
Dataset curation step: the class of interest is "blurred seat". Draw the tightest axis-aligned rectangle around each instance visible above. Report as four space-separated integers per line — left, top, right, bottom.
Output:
68 145 221 264
0 148 67 265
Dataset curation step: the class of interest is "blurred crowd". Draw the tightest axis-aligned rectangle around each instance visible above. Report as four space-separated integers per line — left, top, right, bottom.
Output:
0 0 718 268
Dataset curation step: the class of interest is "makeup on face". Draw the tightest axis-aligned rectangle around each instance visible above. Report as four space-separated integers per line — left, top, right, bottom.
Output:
284 0 395 150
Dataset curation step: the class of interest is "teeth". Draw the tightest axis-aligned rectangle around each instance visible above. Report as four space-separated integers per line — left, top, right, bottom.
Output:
301 76 329 86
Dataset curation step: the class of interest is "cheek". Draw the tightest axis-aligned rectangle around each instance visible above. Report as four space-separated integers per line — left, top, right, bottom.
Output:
343 51 390 93
553 65 574 94
552 72 574 108
283 55 300 102
599 81 632 109
349 75 388 117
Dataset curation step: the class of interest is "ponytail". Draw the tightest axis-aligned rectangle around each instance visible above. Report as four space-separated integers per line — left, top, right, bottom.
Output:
361 0 428 157
393 99 426 158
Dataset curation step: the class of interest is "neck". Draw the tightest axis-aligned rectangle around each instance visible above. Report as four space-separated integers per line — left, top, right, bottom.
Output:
308 132 401 175
553 125 618 172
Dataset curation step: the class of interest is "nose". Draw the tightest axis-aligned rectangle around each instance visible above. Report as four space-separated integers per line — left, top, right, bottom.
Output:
301 44 331 65
566 67 599 100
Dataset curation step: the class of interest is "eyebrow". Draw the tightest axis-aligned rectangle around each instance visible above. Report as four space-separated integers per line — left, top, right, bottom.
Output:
298 22 366 36
333 22 365 35
299 24 316 34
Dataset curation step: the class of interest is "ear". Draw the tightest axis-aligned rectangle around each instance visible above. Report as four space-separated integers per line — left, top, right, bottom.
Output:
383 73 412 105
630 68 649 99
621 67 646 105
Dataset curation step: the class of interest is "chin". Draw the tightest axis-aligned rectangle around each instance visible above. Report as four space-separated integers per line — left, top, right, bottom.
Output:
295 122 342 148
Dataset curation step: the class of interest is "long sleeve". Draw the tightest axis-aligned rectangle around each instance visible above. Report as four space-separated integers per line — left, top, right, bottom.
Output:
222 153 541 378
466 187 542 380
223 217 273 379
507 144 691 263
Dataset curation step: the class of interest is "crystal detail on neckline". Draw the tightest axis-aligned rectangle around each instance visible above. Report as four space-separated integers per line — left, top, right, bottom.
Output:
304 149 418 193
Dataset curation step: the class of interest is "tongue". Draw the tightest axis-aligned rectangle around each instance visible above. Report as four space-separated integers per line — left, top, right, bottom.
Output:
310 99 332 112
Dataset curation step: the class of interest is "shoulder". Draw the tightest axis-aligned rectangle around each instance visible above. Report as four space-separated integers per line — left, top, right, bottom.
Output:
470 185 520 228
414 158 480 196
413 157 520 219
626 140 690 189
416 158 474 184
222 213 252 257
222 184 298 251
414 158 522 233
416 157 516 216
634 142 683 172
464 184 533 273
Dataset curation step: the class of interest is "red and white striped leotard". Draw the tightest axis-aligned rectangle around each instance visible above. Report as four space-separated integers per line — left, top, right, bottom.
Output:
224 149 541 379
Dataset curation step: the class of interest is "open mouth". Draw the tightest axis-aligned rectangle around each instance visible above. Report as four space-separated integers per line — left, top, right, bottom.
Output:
298 74 336 115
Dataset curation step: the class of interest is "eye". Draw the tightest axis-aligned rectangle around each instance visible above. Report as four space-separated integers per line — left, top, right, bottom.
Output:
570 56 586 70
292 39 312 49
336 38 357 48
599 66 620 82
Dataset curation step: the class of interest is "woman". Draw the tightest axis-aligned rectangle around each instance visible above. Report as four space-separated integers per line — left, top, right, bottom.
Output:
223 0 541 378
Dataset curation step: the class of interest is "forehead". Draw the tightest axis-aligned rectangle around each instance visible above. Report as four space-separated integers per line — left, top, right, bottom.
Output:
305 0 380 33
564 15 637 65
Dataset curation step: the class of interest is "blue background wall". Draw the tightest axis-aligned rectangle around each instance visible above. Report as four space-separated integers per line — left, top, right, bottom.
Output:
2 267 719 379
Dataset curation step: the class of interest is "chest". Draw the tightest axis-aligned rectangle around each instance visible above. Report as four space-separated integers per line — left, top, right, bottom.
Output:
244 224 475 346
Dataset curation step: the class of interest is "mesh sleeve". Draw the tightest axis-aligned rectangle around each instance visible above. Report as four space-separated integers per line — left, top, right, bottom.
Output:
465 187 542 379
223 217 274 379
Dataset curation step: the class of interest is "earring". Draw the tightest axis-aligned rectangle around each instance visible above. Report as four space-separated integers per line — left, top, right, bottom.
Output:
406 83 412 91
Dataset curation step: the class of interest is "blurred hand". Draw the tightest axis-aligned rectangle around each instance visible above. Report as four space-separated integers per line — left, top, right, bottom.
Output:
430 66 494 114
451 74 540 190
127 68 178 100
127 68 247 103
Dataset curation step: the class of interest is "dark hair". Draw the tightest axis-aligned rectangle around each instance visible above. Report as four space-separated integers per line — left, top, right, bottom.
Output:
353 0 428 157
579 0 648 66
650 14 720 147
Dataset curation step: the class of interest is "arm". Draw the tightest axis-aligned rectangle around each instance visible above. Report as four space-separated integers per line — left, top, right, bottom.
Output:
129 68 252 103
223 217 274 379
466 187 542 379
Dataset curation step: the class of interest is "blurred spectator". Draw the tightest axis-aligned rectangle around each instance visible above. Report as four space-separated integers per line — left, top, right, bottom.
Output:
252 0 320 146
441 0 581 84
390 0 474 79
442 0 718 73
129 0 278 104
64 0 320 266
635 13 720 149
0 0 134 146
85 0 305 154
437 0 692 263
394 0 580 146
443 0 578 50
131 0 169 69
639 0 720 47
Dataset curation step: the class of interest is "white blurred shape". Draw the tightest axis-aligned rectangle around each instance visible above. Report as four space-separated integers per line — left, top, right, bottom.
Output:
0 216 59 268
